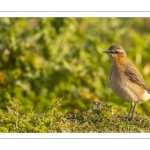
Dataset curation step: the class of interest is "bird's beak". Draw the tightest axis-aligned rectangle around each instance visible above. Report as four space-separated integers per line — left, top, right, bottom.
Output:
103 50 109 54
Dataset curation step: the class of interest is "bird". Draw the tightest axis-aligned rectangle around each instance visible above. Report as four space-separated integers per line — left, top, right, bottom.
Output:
103 45 150 121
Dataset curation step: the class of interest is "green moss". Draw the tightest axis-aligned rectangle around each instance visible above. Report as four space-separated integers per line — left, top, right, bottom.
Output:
0 101 149 133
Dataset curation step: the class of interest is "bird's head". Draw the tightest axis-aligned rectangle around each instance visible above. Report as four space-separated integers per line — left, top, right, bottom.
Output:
103 45 127 64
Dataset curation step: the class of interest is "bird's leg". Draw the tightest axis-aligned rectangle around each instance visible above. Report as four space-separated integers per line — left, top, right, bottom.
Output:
127 102 136 121
130 103 136 120
127 104 133 119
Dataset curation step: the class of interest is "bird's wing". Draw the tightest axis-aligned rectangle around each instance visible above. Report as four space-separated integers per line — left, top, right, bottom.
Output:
124 67 150 94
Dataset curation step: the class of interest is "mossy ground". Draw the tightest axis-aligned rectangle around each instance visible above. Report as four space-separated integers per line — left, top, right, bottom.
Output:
0 99 150 133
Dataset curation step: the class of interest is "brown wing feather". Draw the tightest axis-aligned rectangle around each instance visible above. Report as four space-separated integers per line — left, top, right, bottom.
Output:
124 67 150 94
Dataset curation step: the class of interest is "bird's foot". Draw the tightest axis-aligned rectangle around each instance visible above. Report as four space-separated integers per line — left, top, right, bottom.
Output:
124 116 132 122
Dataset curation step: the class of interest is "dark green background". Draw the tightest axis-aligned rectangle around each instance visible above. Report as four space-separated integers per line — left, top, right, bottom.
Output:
0 18 150 116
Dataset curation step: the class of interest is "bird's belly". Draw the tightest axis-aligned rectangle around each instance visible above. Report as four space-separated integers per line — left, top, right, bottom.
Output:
109 72 150 103
110 78 134 102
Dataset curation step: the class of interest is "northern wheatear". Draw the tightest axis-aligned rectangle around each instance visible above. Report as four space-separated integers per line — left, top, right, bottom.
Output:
103 45 150 121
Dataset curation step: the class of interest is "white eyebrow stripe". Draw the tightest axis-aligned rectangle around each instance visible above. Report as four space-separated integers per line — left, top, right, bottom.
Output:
116 49 123 52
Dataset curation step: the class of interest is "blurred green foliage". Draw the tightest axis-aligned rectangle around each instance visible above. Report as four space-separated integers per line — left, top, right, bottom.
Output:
0 18 150 116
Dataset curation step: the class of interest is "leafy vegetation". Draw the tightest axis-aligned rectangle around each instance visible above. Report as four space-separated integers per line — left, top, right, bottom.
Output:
0 18 150 132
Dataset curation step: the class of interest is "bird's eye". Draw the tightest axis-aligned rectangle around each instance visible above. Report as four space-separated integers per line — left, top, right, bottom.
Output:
115 51 119 54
